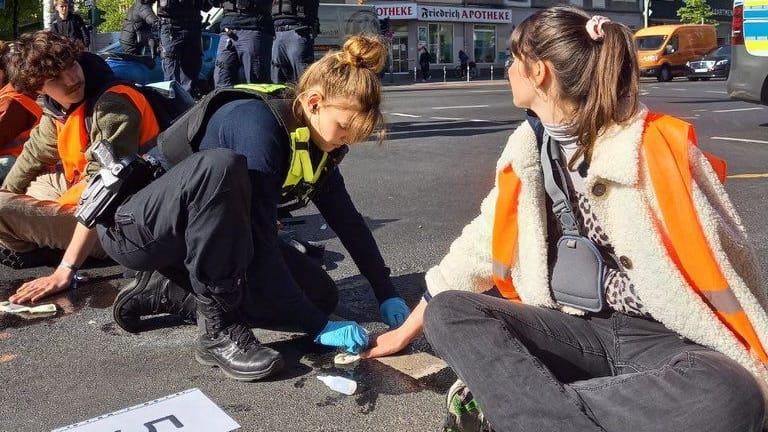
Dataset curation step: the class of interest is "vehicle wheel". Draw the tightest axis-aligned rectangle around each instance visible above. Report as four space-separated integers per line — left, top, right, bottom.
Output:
701 77 710 81
688 77 699 81
658 65 672 82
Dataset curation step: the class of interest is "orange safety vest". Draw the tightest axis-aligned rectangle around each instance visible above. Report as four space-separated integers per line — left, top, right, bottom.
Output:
491 113 768 363
55 85 159 205
0 83 43 157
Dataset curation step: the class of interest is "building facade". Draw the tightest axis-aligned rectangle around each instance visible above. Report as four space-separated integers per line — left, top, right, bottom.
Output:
365 0 644 74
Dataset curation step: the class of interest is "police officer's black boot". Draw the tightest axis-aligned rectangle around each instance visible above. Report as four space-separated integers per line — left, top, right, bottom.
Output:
194 292 284 382
113 271 197 333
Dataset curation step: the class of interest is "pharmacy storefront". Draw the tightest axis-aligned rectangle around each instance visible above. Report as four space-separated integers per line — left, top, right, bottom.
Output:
374 3 514 73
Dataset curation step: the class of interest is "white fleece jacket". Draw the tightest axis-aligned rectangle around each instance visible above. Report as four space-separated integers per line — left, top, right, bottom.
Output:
425 108 768 404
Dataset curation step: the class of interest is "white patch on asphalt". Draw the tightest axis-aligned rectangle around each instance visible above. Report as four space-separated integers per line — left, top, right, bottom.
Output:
692 109 708 112
705 91 728 94
53 388 239 432
430 116 464 120
390 112 421 118
712 107 764 113
711 136 768 145
668 88 687 91
432 105 489 110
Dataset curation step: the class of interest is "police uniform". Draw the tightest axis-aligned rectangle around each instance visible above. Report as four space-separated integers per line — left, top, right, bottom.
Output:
119 0 160 57
211 0 274 87
271 0 319 83
156 0 210 92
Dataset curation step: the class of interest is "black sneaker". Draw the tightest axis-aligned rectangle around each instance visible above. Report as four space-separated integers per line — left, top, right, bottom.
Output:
0 247 62 270
113 271 197 333
195 323 284 382
444 379 493 432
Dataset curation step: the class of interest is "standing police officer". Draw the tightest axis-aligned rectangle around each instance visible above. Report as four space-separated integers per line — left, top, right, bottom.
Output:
157 0 210 92
271 0 319 83
119 0 160 57
211 0 274 87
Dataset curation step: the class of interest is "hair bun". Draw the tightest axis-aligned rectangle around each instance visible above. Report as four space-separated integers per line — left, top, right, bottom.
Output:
342 34 388 73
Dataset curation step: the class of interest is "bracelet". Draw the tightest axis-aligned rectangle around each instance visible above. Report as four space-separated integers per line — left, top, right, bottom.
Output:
58 259 79 272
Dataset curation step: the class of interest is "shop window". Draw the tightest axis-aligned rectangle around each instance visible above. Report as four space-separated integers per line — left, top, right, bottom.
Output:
474 24 496 63
420 23 454 64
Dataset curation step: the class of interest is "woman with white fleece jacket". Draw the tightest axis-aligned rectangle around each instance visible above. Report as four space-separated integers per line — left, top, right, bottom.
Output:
364 7 768 432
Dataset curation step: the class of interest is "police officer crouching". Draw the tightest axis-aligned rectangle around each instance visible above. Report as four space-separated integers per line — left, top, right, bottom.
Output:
271 0 319 83
156 0 210 93
211 0 274 87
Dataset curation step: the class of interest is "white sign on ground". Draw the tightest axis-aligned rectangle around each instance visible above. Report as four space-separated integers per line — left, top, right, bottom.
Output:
51 388 240 432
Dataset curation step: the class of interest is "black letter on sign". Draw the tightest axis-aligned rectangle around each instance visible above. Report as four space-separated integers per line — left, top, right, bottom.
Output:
144 415 184 431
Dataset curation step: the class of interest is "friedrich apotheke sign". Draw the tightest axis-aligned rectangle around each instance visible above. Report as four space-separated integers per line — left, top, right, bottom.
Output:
374 3 512 23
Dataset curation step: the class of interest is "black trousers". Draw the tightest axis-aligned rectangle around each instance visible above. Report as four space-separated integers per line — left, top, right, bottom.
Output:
98 149 253 300
98 149 337 327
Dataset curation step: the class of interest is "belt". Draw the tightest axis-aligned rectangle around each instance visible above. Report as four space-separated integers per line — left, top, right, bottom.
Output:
275 25 307 32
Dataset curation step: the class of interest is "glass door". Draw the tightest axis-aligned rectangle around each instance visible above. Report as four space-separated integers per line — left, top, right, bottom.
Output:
391 35 408 73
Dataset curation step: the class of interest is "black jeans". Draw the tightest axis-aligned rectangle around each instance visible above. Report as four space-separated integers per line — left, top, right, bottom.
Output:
424 291 765 432
98 149 253 299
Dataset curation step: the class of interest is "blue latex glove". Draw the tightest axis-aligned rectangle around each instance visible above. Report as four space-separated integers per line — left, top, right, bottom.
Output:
314 321 369 353
380 297 410 329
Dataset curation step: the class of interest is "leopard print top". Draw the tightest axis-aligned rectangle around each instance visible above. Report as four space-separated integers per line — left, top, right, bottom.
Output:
573 191 653 318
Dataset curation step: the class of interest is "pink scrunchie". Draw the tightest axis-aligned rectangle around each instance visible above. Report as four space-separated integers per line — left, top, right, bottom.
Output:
586 15 611 41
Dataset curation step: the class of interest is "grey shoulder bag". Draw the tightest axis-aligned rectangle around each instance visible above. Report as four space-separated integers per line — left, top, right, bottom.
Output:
540 133 608 313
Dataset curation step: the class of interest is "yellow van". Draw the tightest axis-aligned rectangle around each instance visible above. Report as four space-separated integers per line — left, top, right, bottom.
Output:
635 24 717 81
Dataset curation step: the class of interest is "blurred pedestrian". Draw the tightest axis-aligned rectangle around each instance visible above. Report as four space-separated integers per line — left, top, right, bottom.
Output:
418 46 431 81
51 0 91 49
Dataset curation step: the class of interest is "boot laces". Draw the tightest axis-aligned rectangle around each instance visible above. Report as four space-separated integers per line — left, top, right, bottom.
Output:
225 324 259 351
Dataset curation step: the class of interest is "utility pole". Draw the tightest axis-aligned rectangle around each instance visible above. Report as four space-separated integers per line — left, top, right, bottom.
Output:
643 0 651 28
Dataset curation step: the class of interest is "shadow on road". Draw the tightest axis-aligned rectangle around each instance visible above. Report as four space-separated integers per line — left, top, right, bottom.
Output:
385 119 521 141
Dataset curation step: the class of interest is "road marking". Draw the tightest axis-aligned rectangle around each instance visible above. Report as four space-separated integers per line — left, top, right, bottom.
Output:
705 90 728 94
711 136 768 145
669 88 687 91
430 116 464 120
390 112 421 118
433 105 489 110
727 173 768 179
712 107 764 113
692 109 708 112
679 116 699 119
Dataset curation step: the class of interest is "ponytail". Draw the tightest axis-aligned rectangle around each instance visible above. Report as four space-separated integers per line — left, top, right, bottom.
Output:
571 20 639 168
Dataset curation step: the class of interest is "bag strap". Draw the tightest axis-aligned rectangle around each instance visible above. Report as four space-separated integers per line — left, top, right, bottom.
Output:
530 115 580 236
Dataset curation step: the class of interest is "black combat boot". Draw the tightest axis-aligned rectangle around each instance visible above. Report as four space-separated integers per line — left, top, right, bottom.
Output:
113 271 197 333
194 294 284 382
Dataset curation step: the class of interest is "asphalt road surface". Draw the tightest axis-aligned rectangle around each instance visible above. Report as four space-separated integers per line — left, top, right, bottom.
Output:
1 77 766 431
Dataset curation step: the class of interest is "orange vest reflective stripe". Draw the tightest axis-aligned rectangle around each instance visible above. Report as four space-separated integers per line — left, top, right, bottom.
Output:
0 83 43 157
55 85 160 205
491 113 767 362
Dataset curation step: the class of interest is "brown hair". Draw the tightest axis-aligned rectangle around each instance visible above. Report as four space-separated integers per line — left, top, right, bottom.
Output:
0 41 9 86
55 0 69 7
296 34 387 144
510 7 639 169
6 31 82 95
